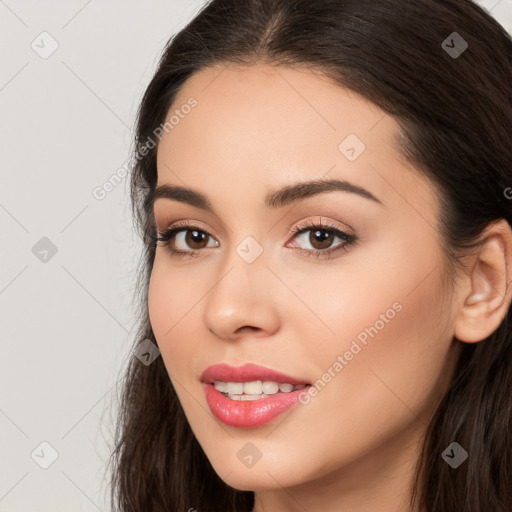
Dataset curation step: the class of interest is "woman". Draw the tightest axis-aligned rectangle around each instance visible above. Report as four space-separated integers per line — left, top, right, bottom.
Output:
109 0 512 510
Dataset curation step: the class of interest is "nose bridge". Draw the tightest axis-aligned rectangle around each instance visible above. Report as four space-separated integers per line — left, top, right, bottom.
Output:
216 211 270 283
202 230 279 338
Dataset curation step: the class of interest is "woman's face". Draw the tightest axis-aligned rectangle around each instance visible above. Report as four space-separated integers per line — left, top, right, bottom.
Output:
148 63 462 499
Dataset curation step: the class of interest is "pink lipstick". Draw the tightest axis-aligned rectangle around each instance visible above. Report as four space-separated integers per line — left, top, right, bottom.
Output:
200 363 311 428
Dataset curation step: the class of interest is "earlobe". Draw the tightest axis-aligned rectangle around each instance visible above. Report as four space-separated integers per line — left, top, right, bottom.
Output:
454 219 512 344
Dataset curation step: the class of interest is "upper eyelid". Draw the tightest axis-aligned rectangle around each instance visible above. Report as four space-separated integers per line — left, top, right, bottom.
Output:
157 218 351 237
154 209 355 234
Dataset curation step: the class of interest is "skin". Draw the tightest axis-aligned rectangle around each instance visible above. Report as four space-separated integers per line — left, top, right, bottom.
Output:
147 63 512 512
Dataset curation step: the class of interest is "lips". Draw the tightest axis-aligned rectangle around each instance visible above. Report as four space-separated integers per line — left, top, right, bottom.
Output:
200 363 310 386
200 363 311 428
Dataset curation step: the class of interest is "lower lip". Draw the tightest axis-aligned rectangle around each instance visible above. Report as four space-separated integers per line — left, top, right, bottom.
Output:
203 383 310 428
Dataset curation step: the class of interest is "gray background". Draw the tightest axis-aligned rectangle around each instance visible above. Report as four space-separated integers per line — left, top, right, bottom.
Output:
0 1 510 510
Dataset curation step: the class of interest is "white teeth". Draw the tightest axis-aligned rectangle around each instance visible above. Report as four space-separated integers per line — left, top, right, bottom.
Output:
213 380 307 398
225 393 270 401
225 382 244 394
213 381 228 393
262 381 279 394
243 380 263 394
240 394 264 401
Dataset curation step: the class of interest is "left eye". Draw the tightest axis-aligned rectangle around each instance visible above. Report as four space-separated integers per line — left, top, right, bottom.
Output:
290 225 354 252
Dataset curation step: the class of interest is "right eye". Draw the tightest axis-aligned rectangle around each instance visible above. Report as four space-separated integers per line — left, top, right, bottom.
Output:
155 224 219 257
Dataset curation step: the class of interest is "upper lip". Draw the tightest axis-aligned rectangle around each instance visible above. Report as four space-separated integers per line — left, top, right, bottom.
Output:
200 363 311 385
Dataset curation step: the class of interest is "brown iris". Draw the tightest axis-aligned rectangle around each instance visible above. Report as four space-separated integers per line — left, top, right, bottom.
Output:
308 229 333 250
186 229 209 249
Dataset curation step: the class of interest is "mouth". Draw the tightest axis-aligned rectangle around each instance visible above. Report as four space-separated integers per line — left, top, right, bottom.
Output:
200 363 312 428
211 380 309 400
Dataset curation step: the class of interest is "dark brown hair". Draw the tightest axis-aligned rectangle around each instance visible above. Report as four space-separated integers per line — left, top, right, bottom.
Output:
108 1 512 510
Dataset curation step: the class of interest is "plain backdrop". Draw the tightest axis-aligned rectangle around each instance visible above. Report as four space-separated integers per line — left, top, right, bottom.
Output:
0 1 510 510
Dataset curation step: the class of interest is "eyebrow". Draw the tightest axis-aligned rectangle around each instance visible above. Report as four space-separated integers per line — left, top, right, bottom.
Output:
146 178 384 214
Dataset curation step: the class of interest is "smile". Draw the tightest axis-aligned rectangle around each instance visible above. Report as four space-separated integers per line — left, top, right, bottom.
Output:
200 363 311 428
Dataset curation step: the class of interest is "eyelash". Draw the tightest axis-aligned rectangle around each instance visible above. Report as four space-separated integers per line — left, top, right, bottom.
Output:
153 219 359 260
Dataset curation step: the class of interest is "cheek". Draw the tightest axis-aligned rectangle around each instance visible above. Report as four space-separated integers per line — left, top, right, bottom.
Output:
147 262 169 341
147 259 198 376
308 277 451 472
312 268 449 428
281 237 452 434
148 256 202 334
295 226 449 378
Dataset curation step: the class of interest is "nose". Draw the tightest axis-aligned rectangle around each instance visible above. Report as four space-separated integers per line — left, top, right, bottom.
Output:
202 246 281 342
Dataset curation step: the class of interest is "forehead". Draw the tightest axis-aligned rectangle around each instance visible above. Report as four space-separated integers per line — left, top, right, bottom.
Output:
155 63 437 224
162 63 396 162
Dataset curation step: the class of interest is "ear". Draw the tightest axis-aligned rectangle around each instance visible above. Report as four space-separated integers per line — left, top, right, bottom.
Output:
454 218 512 343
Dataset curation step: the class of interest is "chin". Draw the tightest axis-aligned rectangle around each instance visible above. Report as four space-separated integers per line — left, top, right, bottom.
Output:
223 473 287 492
208 455 306 492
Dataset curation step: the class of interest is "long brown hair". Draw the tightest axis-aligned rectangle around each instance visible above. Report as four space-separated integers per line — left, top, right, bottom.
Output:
108 1 512 510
